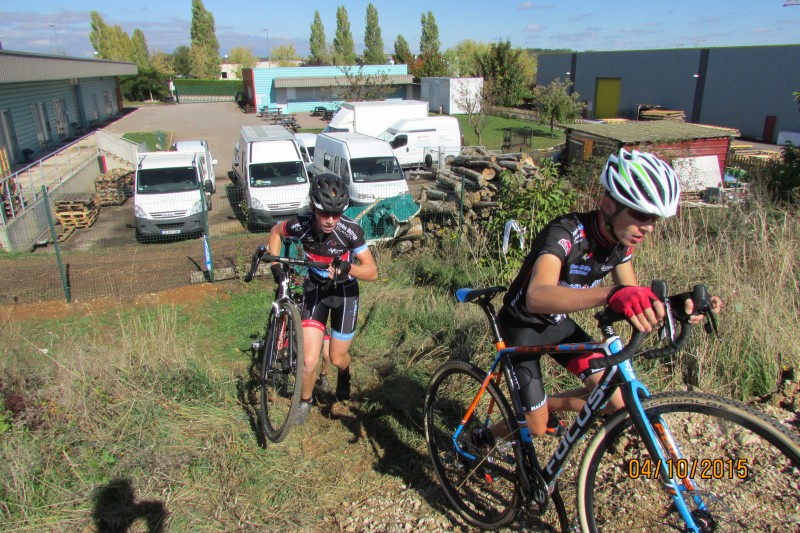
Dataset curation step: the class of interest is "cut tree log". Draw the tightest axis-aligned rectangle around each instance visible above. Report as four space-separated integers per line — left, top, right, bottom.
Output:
450 166 490 187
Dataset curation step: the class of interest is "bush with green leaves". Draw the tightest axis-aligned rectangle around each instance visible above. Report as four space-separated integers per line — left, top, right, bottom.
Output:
481 159 576 282
764 145 800 203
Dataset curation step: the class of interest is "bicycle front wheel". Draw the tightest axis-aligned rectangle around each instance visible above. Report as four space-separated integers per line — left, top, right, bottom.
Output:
259 301 304 443
578 391 800 532
424 360 522 530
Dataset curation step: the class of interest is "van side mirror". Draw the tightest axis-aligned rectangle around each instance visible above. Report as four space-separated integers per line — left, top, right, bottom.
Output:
203 180 213 192
212 159 218 165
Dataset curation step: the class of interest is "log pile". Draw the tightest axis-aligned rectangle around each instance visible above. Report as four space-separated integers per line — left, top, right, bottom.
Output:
95 168 133 206
392 148 541 253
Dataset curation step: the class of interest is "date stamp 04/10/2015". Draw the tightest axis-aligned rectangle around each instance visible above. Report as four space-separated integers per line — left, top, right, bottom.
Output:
626 458 750 480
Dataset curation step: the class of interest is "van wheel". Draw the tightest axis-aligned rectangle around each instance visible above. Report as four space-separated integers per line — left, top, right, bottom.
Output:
424 154 434 169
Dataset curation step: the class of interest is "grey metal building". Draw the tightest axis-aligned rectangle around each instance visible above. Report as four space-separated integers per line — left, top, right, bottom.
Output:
537 45 800 142
0 50 137 165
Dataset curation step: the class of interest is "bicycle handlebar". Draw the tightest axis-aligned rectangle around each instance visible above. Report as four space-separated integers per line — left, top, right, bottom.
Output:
243 245 329 283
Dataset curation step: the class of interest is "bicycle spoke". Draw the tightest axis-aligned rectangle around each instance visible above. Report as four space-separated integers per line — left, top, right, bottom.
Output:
579 392 800 532
425 361 521 529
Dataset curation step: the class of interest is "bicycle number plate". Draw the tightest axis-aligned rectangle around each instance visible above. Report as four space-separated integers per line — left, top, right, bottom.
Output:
160 229 181 235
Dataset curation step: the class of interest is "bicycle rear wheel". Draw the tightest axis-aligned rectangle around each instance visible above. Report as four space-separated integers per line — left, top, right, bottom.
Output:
578 391 800 532
259 301 304 443
424 360 522 530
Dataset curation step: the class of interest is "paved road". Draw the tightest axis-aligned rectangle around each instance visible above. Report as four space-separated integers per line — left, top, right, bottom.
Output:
103 102 330 235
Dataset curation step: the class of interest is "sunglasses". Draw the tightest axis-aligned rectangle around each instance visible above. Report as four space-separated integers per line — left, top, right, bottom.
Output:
626 208 659 224
316 210 342 219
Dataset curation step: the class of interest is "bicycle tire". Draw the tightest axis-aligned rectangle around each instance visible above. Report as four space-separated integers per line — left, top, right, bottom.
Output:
424 360 523 529
577 391 800 532
259 300 304 443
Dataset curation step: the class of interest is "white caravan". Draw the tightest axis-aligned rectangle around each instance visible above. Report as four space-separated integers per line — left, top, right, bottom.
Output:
377 116 462 168
134 151 212 239
312 132 408 206
232 125 310 229
294 133 317 173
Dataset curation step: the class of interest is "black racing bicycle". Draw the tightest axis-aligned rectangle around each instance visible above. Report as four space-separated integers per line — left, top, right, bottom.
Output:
424 281 800 531
244 244 327 443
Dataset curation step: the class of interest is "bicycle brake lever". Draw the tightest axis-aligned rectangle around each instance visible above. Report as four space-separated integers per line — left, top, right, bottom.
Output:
692 284 722 341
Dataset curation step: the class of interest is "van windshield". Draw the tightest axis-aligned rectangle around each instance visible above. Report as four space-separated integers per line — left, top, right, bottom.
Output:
350 157 403 183
137 166 199 194
250 161 307 187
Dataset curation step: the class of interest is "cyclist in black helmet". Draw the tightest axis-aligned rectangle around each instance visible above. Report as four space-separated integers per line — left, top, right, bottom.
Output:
268 173 378 424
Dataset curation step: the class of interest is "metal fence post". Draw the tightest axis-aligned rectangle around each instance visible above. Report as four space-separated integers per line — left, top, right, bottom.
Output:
199 180 214 282
42 186 71 303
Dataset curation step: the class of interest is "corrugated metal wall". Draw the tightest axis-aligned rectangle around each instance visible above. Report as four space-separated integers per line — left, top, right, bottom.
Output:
0 77 119 163
537 45 800 141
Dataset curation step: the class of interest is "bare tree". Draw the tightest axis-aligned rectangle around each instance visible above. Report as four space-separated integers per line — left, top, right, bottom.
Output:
454 80 495 146
330 66 393 102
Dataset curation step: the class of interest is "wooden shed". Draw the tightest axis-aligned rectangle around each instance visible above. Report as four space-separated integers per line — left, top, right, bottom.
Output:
564 121 739 193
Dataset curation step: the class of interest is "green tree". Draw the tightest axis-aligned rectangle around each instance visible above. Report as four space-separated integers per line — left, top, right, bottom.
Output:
89 11 110 57
190 0 220 79
453 78 494 145
89 12 135 62
393 35 413 65
445 40 491 77
477 39 527 107
532 78 585 135
120 67 166 101
172 46 192 77
149 50 174 75
272 44 299 67
228 46 257 78
363 3 385 64
131 29 150 70
417 11 447 78
333 5 356 66
331 66 393 102
309 10 331 66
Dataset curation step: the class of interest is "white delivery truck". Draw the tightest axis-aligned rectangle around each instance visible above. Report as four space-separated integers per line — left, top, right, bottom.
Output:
171 140 218 193
134 151 212 239
232 125 310 229
377 116 462 168
312 132 408 206
323 100 429 138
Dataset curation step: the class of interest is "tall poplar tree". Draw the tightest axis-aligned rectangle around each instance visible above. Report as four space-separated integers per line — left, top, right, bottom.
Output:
417 11 447 77
190 0 220 79
131 29 150 70
309 10 330 66
333 5 356 66
363 3 385 64
393 35 413 65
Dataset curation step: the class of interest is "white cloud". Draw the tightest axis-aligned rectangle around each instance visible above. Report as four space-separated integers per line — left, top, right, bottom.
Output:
523 24 545 33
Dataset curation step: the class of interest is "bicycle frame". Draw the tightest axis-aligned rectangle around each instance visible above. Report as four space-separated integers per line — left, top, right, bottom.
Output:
456 319 710 532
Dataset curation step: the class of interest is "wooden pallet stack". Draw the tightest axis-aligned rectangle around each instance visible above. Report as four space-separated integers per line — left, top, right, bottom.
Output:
54 193 99 241
95 168 133 206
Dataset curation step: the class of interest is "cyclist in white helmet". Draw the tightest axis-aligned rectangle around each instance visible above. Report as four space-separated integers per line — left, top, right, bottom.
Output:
476 149 723 444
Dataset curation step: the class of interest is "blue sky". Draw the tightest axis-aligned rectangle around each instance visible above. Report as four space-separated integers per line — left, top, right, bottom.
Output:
2 0 799 59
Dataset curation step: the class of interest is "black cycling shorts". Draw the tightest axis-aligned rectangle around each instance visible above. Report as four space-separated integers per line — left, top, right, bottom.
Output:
497 308 603 412
301 278 359 341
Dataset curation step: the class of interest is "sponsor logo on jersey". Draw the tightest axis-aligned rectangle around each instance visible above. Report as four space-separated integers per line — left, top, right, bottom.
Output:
558 238 572 254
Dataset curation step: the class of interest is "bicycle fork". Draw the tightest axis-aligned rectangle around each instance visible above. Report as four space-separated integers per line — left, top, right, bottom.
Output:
616 361 708 533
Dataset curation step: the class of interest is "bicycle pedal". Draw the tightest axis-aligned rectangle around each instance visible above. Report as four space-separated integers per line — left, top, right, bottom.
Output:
252 340 264 351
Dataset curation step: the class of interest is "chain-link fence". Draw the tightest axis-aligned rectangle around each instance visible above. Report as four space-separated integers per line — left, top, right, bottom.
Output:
0 142 486 305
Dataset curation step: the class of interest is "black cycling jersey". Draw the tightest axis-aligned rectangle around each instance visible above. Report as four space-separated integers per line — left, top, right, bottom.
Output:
281 212 369 284
501 210 632 326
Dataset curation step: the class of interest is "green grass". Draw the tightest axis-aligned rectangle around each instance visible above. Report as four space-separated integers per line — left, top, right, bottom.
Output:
122 130 171 151
456 114 566 151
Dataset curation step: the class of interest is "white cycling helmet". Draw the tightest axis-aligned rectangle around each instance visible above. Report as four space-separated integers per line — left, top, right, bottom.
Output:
600 149 681 217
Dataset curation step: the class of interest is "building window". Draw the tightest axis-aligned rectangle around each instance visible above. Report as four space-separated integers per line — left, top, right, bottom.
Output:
30 103 52 147
221 71 228 79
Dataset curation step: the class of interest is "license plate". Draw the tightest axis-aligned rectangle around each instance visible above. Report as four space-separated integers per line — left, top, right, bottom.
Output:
161 229 181 235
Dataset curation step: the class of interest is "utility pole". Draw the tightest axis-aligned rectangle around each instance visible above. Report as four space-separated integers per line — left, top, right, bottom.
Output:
263 28 270 67
49 24 61 55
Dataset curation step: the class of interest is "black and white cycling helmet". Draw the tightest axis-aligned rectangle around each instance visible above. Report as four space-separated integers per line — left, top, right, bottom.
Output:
309 173 349 214
601 149 681 217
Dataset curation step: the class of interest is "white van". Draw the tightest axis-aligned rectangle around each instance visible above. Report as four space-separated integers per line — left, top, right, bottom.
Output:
134 151 212 239
172 140 218 193
295 133 317 173
312 132 408 206
377 116 462 168
232 125 310 229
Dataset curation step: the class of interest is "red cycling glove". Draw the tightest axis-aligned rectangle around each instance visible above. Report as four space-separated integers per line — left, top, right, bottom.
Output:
607 286 658 318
